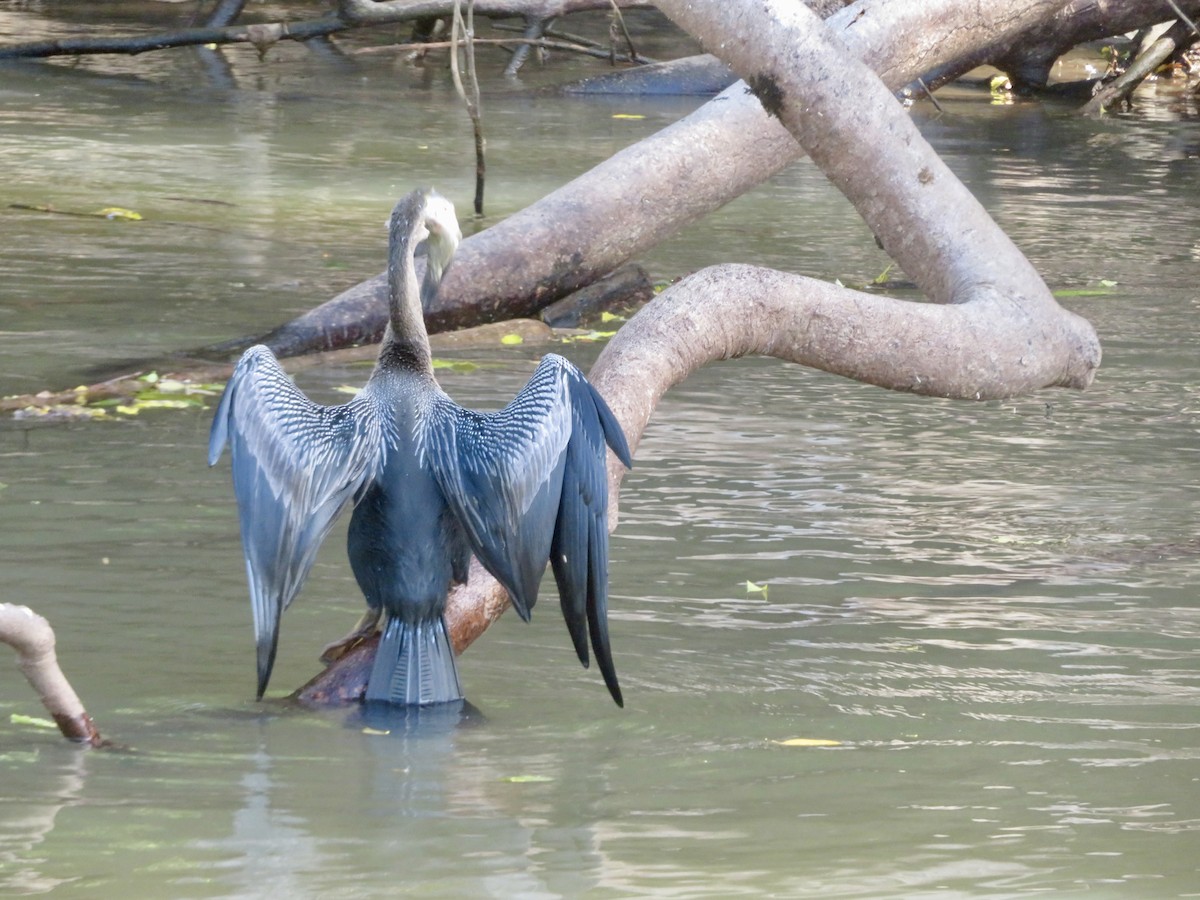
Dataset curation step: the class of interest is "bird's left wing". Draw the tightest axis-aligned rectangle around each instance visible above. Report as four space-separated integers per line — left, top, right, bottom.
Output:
424 354 632 705
208 345 387 697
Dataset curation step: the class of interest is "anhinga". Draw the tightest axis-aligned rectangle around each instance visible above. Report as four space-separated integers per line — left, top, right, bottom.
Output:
209 188 631 706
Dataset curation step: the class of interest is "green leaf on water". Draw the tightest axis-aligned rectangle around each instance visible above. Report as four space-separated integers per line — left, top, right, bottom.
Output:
432 359 479 373
501 774 554 783
10 713 57 730
560 330 618 344
332 385 363 396
94 207 142 221
599 311 626 323
500 333 524 346
744 580 769 597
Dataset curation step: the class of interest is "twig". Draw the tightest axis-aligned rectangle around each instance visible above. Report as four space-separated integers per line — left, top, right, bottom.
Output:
353 34 647 64
916 76 944 113
1082 18 1197 114
1166 0 1200 38
450 0 487 215
607 0 639 64
504 14 551 76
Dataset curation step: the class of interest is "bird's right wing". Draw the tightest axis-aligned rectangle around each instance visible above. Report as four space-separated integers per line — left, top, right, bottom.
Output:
208 345 387 697
423 354 632 705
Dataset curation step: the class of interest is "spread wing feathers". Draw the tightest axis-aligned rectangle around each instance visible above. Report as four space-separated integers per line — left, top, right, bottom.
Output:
550 364 631 707
424 353 632 706
208 344 388 696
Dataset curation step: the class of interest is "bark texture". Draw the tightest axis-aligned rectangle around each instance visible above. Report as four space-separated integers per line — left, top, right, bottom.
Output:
0 604 104 746
255 0 1073 360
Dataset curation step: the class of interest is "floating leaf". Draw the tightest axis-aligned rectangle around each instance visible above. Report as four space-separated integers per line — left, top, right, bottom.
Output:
140 372 160 384
1053 287 1116 297
1098 278 1118 287
94 207 142 221
599 311 626 323
771 737 843 748
361 727 391 736
611 113 645 120
432 359 479 373
500 333 524 346
744 580 769 597
332 385 363 396
10 714 57 730
560 330 618 344
501 774 554 783
872 263 894 285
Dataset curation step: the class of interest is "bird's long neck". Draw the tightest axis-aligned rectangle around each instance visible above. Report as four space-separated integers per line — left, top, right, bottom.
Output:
380 201 433 374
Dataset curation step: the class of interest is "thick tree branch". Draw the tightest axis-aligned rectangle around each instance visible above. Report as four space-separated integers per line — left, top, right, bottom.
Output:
254 0 1074 360
924 0 1200 91
0 604 104 746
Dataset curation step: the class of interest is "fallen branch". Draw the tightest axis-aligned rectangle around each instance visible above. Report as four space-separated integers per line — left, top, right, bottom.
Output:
1082 19 1197 114
0 0 646 61
0 604 105 747
0 19 345 61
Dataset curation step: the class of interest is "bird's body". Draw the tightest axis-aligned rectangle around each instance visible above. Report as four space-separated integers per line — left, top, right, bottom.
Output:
209 189 631 707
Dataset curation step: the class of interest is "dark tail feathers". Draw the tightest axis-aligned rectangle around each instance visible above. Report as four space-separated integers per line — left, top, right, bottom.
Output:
366 615 463 706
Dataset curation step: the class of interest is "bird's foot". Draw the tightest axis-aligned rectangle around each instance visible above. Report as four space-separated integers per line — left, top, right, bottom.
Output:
319 609 382 665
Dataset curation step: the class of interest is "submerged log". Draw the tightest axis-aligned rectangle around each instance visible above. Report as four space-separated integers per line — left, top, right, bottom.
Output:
539 264 654 328
561 53 736 95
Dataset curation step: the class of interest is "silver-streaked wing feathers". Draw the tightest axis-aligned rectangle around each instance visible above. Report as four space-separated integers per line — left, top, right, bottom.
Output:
424 353 632 705
208 344 387 697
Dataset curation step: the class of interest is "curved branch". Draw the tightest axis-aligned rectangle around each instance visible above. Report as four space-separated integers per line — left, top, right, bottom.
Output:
0 604 104 746
254 0 1074 359
0 19 345 61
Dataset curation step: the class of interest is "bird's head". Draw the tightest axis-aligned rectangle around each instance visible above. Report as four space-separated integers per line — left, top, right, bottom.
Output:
419 189 462 286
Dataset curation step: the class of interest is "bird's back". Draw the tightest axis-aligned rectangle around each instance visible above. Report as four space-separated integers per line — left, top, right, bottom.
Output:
347 371 469 624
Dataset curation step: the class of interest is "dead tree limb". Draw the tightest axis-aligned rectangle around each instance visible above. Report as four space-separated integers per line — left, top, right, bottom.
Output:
0 19 345 61
249 0 1073 361
1082 18 1197 113
0 0 646 61
925 0 1200 93
450 0 487 215
0 604 105 747
503 15 552 75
